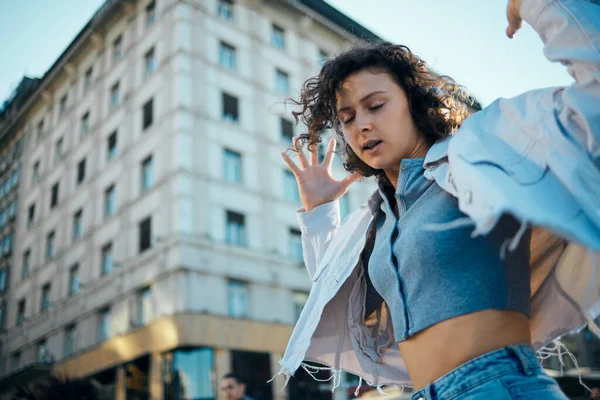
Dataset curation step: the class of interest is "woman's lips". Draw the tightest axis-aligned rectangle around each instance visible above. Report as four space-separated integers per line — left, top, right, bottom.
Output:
363 140 382 154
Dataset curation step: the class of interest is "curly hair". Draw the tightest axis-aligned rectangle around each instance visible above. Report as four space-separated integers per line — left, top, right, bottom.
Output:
292 41 477 184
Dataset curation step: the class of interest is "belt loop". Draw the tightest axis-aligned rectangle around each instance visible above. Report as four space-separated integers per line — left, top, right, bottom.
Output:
412 384 435 400
508 345 535 376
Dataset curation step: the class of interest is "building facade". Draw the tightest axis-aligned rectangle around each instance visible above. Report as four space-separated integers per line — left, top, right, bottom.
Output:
0 0 378 399
0 76 37 382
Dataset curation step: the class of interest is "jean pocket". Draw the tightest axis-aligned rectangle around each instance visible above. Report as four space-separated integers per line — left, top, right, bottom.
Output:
507 380 567 400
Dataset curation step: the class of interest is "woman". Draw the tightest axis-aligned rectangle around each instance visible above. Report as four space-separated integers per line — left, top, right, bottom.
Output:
275 0 600 399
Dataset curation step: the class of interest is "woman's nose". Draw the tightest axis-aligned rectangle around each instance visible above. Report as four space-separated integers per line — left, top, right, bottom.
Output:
356 113 373 133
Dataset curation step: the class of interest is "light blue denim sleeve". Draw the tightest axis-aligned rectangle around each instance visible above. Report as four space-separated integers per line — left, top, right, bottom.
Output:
450 0 600 233
526 0 600 224
521 0 600 161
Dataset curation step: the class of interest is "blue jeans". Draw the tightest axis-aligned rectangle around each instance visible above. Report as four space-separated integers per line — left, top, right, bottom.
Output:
410 345 568 400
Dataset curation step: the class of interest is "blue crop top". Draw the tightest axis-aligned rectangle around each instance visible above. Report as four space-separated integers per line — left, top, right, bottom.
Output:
364 157 531 342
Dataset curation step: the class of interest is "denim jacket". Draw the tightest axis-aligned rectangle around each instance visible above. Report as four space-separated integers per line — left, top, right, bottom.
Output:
272 0 600 390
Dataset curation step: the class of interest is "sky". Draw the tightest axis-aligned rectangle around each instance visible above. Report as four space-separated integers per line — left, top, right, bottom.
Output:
0 0 574 107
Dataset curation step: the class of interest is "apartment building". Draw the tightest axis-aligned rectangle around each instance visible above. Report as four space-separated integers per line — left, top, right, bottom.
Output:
0 0 379 398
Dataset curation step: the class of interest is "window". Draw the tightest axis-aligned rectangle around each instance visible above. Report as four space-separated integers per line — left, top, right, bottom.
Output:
98 308 110 342
139 217 151 253
32 161 40 185
271 24 285 49
144 47 156 76
80 111 90 136
317 141 327 163
105 185 116 217
21 250 30 280
73 209 83 240
164 349 215 398
11 167 20 187
37 120 45 141
143 98 153 130
223 149 242 184
275 69 289 95
7 201 16 220
3 234 11 256
107 131 118 161
37 339 48 362
222 93 239 123
0 268 6 292
136 287 152 326
16 299 25 325
69 264 80 296
46 231 55 260
141 155 154 191
288 228 303 262
54 138 64 165
225 211 245 247
64 325 77 357
280 118 294 141
11 352 21 372
77 158 86 185
283 170 299 202
292 292 309 321
50 182 59 208
59 95 67 117
2 179 9 196
110 82 120 110
0 210 6 228
145 0 156 26
217 0 234 21
228 280 248 318
0 304 4 330
84 67 93 92
26 204 35 229
101 243 113 276
219 42 236 70
113 35 123 61
40 283 51 312
318 49 328 67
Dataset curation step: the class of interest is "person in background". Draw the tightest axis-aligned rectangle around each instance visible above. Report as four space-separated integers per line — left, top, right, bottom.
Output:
220 373 255 400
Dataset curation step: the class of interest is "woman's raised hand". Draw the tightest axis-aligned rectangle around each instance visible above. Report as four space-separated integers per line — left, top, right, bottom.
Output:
506 0 525 38
281 137 361 211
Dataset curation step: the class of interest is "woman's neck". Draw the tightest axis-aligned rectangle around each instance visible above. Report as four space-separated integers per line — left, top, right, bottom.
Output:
385 141 430 190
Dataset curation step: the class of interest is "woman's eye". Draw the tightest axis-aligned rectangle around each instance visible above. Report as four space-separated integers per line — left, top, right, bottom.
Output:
369 103 384 111
342 116 355 125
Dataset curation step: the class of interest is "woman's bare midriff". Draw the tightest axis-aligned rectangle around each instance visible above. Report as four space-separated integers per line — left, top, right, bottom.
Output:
399 309 532 390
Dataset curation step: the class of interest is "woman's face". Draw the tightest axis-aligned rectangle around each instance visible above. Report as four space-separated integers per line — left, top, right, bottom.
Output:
335 69 427 183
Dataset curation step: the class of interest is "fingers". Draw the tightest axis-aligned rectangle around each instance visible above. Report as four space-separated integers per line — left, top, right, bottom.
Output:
293 137 309 168
342 172 362 187
280 151 302 176
506 2 523 38
506 19 522 38
309 143 319 166
323 137 336 166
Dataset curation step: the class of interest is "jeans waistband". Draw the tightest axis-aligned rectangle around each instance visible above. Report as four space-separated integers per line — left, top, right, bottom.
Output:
411 345 540 400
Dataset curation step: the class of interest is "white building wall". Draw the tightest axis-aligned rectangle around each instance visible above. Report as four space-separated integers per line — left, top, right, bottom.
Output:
2 0 377 375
